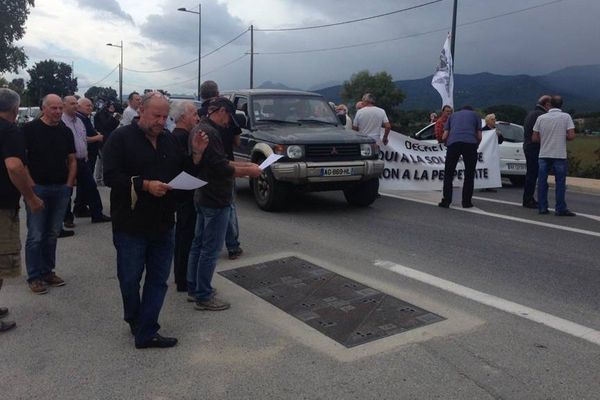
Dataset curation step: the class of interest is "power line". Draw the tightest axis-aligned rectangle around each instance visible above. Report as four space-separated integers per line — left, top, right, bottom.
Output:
256 0 567 55
124 28 249 73
255 0 444 32
152 54 248 89
79 65 119 89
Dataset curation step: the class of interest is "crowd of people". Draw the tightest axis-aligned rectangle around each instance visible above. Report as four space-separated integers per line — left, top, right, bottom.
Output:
433 95 577 214
0 83 577 345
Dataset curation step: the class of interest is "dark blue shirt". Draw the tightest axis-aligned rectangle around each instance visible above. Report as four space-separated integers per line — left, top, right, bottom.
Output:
444 110 481 146
76 111 100 155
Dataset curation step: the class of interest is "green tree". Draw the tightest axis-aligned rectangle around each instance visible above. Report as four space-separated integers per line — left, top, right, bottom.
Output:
84 86 118 102
341 70 405 119
482 104 527 124
0 77 8 87
26 59 77 105
0 1 35 74
9 78 25 95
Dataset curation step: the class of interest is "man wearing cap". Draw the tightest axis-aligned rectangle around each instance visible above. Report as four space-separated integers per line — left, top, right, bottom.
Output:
187 97 261 312
103 92 209 349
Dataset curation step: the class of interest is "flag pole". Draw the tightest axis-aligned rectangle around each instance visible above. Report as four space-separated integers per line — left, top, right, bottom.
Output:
450 0 457 70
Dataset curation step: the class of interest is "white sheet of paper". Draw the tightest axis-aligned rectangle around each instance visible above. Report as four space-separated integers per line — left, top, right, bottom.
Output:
259 154 284 170
167 172 207 190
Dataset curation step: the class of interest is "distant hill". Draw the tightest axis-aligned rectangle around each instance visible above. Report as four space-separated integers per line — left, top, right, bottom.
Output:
313 65 600 113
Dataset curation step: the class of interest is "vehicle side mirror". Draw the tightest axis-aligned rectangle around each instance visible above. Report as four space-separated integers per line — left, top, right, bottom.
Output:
235 111 248 129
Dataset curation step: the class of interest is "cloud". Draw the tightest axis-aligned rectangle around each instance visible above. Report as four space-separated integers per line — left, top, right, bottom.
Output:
77 0 135 24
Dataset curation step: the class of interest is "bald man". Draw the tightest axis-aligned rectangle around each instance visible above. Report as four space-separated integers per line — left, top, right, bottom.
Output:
103 92 209 349
22 94 77 294
62 96 110 224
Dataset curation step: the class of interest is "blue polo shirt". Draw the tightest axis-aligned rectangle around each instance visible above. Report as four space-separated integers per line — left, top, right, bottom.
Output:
444 109 480 146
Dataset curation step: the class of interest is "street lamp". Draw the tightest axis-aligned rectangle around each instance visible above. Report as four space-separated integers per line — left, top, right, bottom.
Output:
177 4 201 97
106 41 123 103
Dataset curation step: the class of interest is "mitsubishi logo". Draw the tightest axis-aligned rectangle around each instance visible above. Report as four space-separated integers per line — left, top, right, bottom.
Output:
330 146 338 155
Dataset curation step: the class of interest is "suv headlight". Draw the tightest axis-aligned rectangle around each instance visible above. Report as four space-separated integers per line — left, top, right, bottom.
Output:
286 145 304 159
360 143 373 157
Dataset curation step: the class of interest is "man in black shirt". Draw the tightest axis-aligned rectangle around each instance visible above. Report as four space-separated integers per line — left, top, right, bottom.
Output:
198 80 243 260
103 92 208 349
187 97 261 312
522 95 551 208
22 94 77 294
0 88 44 331
169 100 200 292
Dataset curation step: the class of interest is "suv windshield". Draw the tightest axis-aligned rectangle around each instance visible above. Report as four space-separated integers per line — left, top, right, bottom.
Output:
252 95 338 125
496 123 524 142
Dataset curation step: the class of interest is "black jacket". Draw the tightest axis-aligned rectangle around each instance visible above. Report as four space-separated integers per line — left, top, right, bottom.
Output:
103 121 199 235
523 104 546 147
94 109 120 143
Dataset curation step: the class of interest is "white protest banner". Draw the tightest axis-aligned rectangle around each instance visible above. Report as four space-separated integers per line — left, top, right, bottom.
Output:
378 131 501 191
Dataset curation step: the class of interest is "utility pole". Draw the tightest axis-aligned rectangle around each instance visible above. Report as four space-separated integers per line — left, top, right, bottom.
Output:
119 40 123 103
450 0 458 71
177 4 202 97
250 25 254 89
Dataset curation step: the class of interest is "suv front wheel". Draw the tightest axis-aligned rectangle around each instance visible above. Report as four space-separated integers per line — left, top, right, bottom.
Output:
251 156 290 211
343 178 379 207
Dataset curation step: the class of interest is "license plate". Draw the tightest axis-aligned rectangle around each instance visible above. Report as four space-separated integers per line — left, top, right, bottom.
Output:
507 163 526 170
320 167 353 177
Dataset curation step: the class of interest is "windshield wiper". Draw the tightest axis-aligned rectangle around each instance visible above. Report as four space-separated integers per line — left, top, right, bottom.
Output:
296 119 338 126
255 119 301 125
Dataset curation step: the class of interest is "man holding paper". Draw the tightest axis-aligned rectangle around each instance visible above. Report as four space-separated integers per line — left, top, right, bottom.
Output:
187 97 261 312
103 92 208 349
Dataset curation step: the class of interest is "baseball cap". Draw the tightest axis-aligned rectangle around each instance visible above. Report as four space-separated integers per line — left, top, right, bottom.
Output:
207 97 239 127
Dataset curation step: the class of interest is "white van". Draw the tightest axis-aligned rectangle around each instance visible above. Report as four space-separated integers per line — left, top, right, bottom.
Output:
17 107 41 124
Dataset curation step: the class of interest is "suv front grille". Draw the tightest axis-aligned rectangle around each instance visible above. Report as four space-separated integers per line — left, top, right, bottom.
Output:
305 143 361 161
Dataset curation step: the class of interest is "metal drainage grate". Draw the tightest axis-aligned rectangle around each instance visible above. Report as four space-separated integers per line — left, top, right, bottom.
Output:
219 256 445 348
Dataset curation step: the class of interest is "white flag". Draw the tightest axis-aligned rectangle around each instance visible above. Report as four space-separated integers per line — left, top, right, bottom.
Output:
431 34 454 108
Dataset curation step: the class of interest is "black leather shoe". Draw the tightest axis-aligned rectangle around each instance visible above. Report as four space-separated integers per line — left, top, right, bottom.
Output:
523 200 539 209
135 334 178 349
74 208 91 218
438 201 450 208
91 214 111 223
556 210 576 217
462 203 474 208
58 229 75 238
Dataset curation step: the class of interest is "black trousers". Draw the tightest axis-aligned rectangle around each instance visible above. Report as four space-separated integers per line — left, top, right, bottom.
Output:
523 144 540 204
173 199 196 290
442 142 478 205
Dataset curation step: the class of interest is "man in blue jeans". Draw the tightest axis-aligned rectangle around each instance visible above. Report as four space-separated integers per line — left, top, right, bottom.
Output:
103 92 208 349
187 97 261 311
22 94 77 294
532 95 577 216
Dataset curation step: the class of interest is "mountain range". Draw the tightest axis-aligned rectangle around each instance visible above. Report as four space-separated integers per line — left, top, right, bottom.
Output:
258 64 600 113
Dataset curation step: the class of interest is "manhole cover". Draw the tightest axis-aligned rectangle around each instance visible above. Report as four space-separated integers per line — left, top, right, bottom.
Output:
219 256 445 348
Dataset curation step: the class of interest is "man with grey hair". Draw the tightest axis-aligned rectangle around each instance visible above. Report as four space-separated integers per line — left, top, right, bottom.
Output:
352 93 391 145
0 88 44 331
170 101 200 292
22 94 77 294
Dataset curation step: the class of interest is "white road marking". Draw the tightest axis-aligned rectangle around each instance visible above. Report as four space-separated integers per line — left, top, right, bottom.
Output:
472 196 600 222
374 260 600 346
381 192 600 238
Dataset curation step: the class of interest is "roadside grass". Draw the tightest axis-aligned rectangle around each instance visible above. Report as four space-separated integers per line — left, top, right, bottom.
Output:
568 135 600 170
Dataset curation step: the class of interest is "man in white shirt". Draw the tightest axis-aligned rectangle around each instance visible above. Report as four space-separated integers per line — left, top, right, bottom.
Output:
352 93 391 145
120 91 141 126
532 95 576 216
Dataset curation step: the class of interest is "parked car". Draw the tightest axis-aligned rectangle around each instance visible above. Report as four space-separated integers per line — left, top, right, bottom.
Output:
221 89 384 211
411 120 527 186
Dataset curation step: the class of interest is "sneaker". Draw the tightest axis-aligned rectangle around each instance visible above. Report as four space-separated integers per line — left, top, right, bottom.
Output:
0 320 16 332
42 272 65 287
228 247 243 260
28 280 48 295
194 297 230 311
187 288 217 302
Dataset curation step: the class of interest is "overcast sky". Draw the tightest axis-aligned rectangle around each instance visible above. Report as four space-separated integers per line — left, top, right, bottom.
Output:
11 0 600 96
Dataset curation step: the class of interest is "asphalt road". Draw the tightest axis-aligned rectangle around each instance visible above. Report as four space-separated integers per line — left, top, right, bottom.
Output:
1 181 599 399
